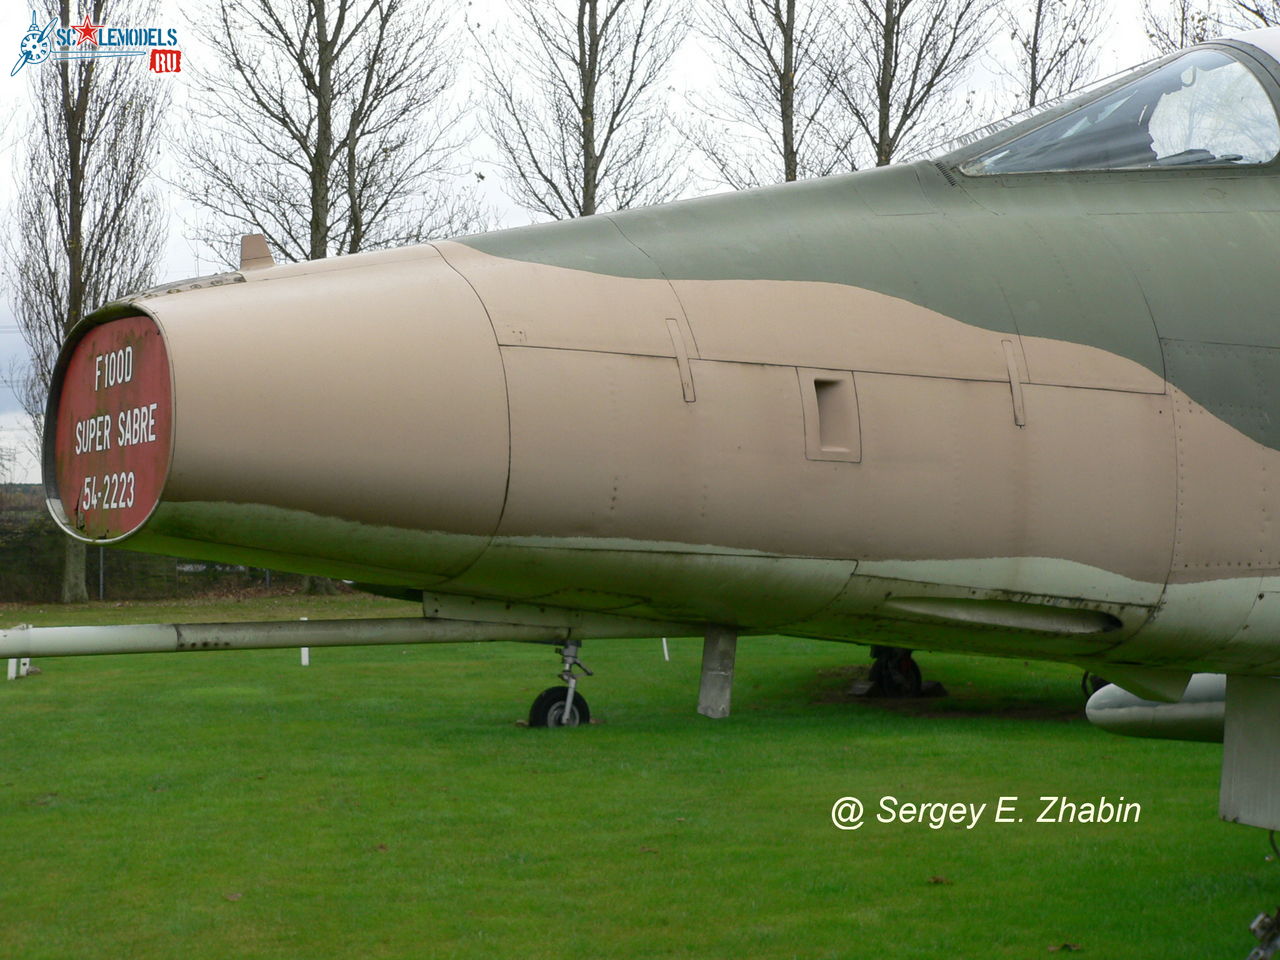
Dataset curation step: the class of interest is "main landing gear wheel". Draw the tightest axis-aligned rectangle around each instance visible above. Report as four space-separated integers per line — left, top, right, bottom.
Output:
528 641 593 728
1248 905 1280 959
870 645 923 698
529 686 591 727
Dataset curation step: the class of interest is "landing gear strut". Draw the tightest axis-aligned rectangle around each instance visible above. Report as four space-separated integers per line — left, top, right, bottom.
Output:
1248 907 1280 959
528 642 593 727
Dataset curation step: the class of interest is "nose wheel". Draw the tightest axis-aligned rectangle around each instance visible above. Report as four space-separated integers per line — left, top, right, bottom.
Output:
529 685 591 727
528 642 593 727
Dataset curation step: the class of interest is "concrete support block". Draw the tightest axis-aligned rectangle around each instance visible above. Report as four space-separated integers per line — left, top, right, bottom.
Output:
1221 675 1280 831
697 625 737 719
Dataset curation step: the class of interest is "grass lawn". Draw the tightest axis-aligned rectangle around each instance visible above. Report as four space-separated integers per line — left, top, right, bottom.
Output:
0 592 1272 959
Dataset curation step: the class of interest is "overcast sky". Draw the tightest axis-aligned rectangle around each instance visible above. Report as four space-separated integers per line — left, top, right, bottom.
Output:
0 0 1158 482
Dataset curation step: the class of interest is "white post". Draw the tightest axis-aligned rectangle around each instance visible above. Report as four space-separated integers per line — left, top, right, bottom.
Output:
18 658 30 677
300 646 310 666
6 658 16 681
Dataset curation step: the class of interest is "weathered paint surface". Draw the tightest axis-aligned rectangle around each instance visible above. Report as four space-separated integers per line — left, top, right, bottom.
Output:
38 34 1280 682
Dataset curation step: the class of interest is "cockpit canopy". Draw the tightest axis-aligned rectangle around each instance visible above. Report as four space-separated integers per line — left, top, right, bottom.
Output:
959 44 1280 175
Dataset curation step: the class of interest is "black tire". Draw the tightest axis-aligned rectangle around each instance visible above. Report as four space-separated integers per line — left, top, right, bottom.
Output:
528 686 591 727
870 651 923 698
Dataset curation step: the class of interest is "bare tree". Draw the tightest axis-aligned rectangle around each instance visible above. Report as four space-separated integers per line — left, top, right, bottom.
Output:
1142 0 1221 54
1000 0 1108 111
4 0 166 603
180 0 483 265
0 442 15 507
1228 1 1280 26
827 0 998 167
687 0 855 188
475 0 688 219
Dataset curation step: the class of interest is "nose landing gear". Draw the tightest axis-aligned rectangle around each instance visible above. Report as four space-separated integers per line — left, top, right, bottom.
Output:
528 642 593 727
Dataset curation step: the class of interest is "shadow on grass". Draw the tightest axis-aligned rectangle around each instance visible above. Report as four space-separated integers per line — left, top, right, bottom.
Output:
807 661 1087 723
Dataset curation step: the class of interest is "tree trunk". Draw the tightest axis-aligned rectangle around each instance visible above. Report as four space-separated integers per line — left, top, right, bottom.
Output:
311 0 334 259
876 0 896 166
303 575 340 595
780 0 797 181
1028 0 1044 108
579 0 599 216
61 539 89 603
58 0 91 604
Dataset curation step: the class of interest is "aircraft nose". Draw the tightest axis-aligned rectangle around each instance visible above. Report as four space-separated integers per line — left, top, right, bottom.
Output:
46 312 172 541
44 246 510 581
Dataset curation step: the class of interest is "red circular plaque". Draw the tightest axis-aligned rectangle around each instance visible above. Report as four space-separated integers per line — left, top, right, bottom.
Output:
50 315 173 541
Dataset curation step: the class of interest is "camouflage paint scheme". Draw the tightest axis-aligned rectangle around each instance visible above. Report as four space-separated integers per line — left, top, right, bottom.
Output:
42 34 1280 688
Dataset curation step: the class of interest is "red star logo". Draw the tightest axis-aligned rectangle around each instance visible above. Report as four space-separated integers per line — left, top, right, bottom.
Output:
71 13 103 47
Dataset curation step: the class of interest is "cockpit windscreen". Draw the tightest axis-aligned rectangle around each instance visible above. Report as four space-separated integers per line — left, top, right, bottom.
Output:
961 49 1280 174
